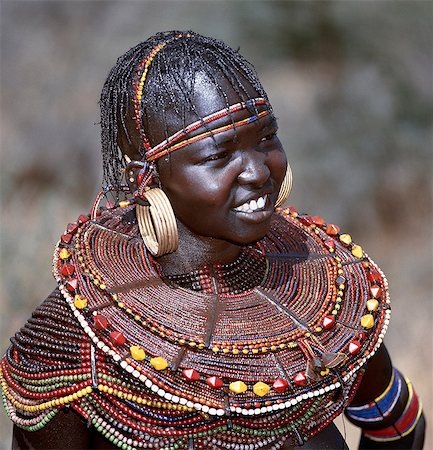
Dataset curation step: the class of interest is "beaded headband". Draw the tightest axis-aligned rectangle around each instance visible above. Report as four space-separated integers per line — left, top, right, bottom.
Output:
132 36 272 163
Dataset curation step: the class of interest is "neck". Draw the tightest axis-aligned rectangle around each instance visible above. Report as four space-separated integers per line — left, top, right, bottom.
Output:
156 220 242 276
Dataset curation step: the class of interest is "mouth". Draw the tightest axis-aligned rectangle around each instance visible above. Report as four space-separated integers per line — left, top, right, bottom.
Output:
233 194 269 213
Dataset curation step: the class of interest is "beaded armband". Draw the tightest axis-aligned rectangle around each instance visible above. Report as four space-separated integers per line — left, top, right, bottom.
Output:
346 369 422 442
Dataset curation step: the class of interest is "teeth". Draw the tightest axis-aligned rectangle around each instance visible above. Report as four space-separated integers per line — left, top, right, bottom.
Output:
257 197 265 208
234 195 267 213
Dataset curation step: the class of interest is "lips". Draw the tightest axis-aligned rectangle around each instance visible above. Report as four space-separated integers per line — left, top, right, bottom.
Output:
233 194 269 213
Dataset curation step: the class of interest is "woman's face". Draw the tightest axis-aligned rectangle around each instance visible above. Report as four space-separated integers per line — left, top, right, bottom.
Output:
155 73 287 245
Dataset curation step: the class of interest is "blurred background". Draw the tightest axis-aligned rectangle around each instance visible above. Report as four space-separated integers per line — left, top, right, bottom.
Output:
1 1 431 448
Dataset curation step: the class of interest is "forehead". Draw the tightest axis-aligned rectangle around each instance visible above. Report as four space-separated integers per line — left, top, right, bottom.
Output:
146 71 262 145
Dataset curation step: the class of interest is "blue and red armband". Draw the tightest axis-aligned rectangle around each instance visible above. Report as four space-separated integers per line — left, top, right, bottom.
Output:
346 368 423 442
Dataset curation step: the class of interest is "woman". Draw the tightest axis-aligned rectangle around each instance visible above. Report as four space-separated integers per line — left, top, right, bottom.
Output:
2 31 425 450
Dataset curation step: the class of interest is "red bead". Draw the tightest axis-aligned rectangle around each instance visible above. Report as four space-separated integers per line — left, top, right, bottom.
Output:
326 224 340 236
66 279 78 292
94 314 108 330
61 263 75 277
293 372 307 386
206 376 223 389
322 315 335 330
182 368 200 382
312 215 325 226
299 215 313 226
67 222 79 234
370 286 381 298
324 239 335 250
110 331 126 346
273 378 289 392
367 270 381 283
61 233 73 244
288 206 297 214
357 331 367 340
78 214 89 224
348 340 361 355
137 169 146 186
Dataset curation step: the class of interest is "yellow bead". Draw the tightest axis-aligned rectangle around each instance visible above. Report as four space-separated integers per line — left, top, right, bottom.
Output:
351 244 363 258
252 349 259 354
212 346 220 353
340 234 352 245
361 314 375 329
253 381 270 397
366 299 379 312
150 356 168 371
85 386 92 394
223 348 229 354
232 349 239 355
119 200 130 208
320 368 330 376
74 295 88 309
130 345 146 361
315 327 322 332
229 380 248 394
59 248 71 260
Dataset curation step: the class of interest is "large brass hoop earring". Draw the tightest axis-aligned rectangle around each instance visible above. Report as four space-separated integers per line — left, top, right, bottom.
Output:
136 188 179 257
275 163 293 208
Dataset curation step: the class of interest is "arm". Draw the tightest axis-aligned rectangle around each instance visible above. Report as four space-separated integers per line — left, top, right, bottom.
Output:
346 345 425 450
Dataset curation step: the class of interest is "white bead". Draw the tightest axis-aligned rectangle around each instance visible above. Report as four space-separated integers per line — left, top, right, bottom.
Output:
145 379 152 388
97 341 104 349
290 398 298 406
216 409 224 416
120 361 128 369
241 409 249 415
157 389 165 396
172 395 179 403
302 393 309 400
266 406 273 412
164 393 172 401
308 391 314 398
151 385 158 393
208 408 217 415
186 401 194 408
132 370 140 378
179 398 187 405
113 354 121 362
88 330 95 339
202 405 209 413
139 374 146 383
272 404 279 411
194 403 202 411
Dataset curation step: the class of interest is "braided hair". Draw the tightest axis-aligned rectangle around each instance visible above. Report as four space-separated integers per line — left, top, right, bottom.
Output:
100 30 270 190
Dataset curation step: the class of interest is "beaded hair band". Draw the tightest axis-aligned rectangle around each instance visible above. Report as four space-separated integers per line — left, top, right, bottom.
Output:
132 36 272 163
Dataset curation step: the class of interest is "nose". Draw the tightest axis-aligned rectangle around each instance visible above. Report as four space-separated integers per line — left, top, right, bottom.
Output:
237 151 270 187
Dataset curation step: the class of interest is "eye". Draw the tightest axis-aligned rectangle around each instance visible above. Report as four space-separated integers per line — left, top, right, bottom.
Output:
204 151 229 162
260 132 277 143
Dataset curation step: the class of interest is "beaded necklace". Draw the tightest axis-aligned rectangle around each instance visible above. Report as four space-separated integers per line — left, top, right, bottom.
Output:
1 204 390 450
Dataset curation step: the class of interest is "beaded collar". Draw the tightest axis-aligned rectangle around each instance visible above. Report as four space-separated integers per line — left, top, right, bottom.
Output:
3 203 389 448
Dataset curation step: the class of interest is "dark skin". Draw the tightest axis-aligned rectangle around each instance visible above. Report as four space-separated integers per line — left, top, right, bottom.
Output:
12 73 425 449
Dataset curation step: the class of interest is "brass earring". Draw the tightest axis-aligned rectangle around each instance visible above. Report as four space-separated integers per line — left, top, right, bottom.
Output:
275 163 293 208
136 189 179 257
125 159 178 257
